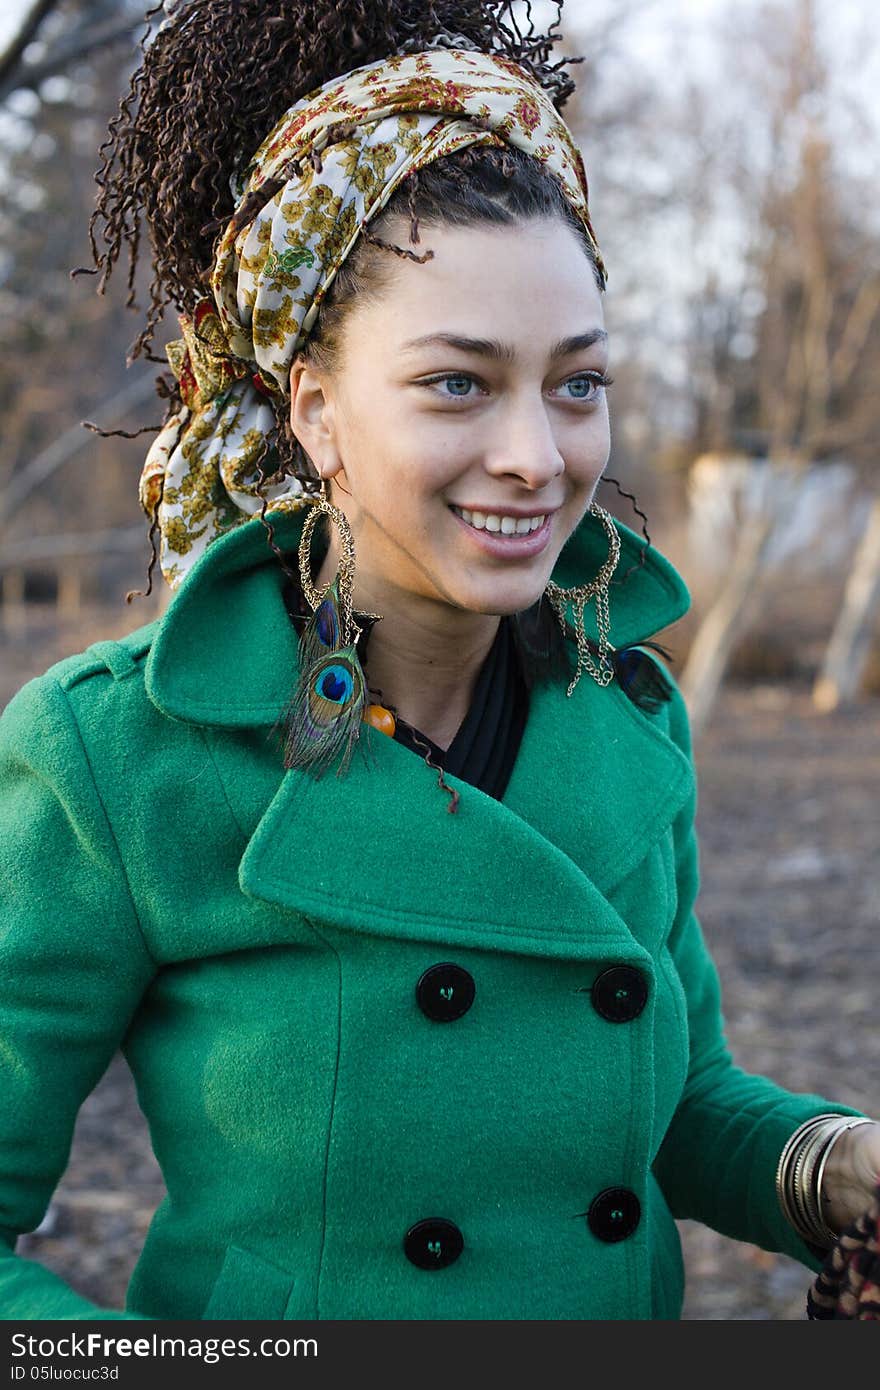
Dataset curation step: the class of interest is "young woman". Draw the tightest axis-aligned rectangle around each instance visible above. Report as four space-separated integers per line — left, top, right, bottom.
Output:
1 1 877 1322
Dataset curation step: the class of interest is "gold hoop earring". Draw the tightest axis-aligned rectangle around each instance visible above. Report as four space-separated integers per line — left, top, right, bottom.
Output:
544 502 621 695
297 478 382 633
298 488 361 644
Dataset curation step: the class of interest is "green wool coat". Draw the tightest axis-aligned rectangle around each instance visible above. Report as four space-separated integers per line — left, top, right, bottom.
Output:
0 506 860 1322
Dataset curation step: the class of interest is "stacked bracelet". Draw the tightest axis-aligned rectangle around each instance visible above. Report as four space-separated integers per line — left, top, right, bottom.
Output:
776 1114 876 1249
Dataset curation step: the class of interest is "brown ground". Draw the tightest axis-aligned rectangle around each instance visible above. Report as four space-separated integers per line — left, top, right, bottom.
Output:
3 601 879 1321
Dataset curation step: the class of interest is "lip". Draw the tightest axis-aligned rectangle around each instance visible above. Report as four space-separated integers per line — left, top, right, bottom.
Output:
448 505 554 558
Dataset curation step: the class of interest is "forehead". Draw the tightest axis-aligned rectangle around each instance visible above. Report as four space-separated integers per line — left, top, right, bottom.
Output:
353 216 605 345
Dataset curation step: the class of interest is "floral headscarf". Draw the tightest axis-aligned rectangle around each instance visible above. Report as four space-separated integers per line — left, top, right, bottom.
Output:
140 47 605 590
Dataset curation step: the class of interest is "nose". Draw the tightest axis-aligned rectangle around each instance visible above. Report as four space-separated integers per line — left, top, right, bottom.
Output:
482 393 565 491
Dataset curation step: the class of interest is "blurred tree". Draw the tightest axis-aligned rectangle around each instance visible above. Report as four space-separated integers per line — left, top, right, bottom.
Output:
0 3 64 93
724 1 879 469
0 0 160 596
665 0 880 732
578 0 880 478
0 0 140 103
561 0 692 522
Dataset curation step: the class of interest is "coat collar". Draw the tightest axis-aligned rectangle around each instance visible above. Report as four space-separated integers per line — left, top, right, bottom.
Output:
145 507 694 962
145 504 690 729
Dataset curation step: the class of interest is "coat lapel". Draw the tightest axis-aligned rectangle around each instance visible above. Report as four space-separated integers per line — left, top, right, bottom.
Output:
145 507 694 963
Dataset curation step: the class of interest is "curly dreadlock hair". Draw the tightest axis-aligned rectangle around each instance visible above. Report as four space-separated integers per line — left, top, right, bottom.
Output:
82 0 672 731
85 1 584 361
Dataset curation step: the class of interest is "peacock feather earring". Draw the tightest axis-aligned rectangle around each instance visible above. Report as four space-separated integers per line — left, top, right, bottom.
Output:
280 483 381 777
544 502 621 696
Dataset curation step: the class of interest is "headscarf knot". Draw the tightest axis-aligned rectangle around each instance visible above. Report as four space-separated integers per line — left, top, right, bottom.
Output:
164 299 279 412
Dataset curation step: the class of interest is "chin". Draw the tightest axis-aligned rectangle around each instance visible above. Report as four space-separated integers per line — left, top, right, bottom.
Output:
455 582 548 618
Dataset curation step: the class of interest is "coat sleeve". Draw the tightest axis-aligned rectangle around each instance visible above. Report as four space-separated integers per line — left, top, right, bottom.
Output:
0 673 157 1319
650 677 866 1271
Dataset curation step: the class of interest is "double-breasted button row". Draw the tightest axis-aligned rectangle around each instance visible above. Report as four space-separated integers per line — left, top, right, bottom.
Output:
410 967 470 1267
417 962 647 1024
404 1189 642 1270
588 973 643 1244
409 962 641 1269
417 962 648 1024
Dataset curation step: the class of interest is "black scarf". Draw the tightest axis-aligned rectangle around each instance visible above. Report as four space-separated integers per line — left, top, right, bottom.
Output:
388 614 529 801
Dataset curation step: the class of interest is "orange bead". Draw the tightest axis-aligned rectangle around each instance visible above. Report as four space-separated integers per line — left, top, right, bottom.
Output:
362 704 396 737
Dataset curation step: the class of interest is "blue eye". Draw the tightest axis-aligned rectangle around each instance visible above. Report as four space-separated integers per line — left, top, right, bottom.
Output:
561 373 612 400
418 373 480 400
441 376 474 397
566 377 594 399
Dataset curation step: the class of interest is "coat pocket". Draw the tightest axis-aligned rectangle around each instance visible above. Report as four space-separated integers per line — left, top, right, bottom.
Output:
202 1243 302 1321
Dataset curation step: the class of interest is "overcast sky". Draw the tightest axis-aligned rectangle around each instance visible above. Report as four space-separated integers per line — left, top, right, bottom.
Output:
2 0 876 121
0 0 732 53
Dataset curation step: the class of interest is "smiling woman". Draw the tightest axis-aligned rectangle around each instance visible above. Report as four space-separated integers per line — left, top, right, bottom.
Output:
287 217 614 754
1 0 878 1326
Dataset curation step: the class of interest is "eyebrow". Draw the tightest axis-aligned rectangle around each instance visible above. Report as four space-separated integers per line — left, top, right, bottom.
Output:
400 329 608 361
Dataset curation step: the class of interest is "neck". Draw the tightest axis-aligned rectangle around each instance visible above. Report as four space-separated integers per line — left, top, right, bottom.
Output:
313 548 500 751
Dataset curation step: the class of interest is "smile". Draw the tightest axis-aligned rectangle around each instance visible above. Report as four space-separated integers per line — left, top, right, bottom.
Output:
449 505 547 534
447 504 554 559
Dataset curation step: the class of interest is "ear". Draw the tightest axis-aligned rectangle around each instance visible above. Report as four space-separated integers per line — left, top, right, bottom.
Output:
289 357 344 479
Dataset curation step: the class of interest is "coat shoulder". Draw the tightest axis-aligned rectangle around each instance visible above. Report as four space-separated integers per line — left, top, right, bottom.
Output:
1 619 161 758
614 643 691 750
51 619 160 692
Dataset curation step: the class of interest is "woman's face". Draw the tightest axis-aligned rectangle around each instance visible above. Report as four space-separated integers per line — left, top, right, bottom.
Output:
289 215 611 618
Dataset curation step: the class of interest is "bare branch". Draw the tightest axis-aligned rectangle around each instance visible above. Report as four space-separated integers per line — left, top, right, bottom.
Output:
830 274 880 390
0 0 63 89
0 15 140 103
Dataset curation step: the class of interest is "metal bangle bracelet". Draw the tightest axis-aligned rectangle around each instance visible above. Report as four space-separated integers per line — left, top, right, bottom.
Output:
813 1117 878 1244
795 1119 841 1245
775 1115 858 1247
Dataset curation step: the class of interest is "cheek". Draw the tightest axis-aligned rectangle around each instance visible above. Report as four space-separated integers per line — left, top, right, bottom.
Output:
366 437 466 504
337 396 442 483
563 411 610 477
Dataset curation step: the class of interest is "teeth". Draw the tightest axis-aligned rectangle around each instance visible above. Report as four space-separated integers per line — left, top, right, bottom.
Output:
452 505 547 535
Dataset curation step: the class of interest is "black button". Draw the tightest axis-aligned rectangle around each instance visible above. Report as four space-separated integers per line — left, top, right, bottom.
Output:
416 963 475 1022
404 1218 464 1269
591 966 648 1023
587 1188 641 1242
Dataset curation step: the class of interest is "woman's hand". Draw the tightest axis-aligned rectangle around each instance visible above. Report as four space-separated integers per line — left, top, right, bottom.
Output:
821 1121 880 1236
